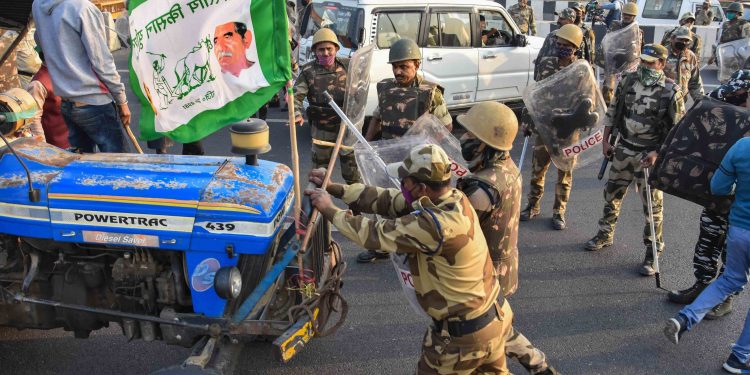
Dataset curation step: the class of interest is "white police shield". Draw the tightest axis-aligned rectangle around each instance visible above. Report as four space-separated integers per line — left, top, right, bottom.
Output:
601 22 641 75
717 38 750 84
523 60 607 171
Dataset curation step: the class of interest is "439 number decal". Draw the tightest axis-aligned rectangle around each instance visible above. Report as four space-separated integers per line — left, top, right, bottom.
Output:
204 222 235 231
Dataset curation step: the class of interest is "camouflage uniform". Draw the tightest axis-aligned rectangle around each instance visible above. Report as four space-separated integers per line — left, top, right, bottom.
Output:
0 29 21 92
664 45 704 101
595 72 685 251
319 181 512 374
373 75 451 140
601 21 644 105
508 4 537 35
719 18 750 43
579 23 596 65
695 8 713 26
294 57 361 184
660 28 702 62
458 155 554 374
526 57 578 217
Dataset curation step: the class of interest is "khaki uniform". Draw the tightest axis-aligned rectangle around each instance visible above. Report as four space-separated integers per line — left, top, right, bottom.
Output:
660 28 702 61
508 4 537 35
664 45 703 101
458 155 553 374
601 21 645 105
320 183 511 374
596 72 685 249
294 57 361 184
0 30 21 92
526 56 577 216
695 8 713 26
373 75 451 139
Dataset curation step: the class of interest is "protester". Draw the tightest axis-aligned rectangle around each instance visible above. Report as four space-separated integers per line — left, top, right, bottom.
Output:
27 60 70 148
0 29 21 91
33 0 130 153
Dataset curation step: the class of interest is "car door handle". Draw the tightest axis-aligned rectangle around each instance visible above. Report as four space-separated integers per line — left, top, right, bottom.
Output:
482 54 497 59
426 56 443 61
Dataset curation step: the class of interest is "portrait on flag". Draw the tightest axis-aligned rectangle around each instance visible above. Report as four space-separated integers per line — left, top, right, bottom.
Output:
128 0 291 143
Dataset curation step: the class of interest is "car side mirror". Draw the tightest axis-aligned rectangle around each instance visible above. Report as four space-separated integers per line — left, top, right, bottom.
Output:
513 34 528 47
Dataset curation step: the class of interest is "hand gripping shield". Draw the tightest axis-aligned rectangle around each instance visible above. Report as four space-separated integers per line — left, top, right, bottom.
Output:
353 114 467 319
523 60 607 171
717 38 750 84
601 22 642 75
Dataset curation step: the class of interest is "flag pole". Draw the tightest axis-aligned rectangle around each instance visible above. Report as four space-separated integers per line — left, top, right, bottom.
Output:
285 82 305 277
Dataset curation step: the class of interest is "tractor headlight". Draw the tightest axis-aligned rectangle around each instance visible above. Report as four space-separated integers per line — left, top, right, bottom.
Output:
214 266 242 300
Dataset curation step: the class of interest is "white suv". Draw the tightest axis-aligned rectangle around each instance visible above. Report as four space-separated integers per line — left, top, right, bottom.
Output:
298 0 544 117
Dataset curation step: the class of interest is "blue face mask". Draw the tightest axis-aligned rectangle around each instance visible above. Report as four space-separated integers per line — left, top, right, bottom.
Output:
727 12 737 20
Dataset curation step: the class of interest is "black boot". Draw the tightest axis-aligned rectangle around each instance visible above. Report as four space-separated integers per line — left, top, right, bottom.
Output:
639 249 656 276
667 281 710 304
705 295 734 320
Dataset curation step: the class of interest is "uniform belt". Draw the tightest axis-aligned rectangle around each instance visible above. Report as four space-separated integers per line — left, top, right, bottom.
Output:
620 138 659 153
432 298 502 337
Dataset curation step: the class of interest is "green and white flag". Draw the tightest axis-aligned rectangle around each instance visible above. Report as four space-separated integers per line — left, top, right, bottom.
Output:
128 0 291 143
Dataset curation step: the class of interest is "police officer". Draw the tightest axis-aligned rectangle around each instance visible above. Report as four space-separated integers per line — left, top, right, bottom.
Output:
293 28 361 185
573 3 596 65
508 0 537 36
695 0 713 26
534 9 577 81
457 102 557 375
601 2 643 105
667 70 750 318
306 144 514 374
359 38 451 263
664 26 704 102
522 24 586 230
660 12 702 60
585 44 686 276
709 2 750 65
365 38 451 142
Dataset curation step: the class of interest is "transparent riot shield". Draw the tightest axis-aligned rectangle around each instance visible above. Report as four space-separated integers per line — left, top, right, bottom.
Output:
601 22 641 75
717 38 750 83
341 44 374 151
404 114 470 180
523 60 607 171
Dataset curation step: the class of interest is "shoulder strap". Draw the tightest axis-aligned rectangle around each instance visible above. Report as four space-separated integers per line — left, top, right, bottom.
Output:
459 176 501 209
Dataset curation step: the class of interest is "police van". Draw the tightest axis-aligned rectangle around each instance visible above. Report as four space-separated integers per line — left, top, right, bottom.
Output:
298 0 545 117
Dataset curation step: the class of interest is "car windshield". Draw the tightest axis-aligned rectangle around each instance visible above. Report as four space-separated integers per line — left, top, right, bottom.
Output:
300 1 362 49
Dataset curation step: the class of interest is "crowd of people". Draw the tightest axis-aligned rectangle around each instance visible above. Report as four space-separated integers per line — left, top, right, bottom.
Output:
1 0 750 374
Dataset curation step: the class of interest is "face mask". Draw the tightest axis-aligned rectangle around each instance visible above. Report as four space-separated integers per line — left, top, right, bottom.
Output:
557 46 575 59
575 16 581 24
461 138 487 171
727 12 737 21
673 41 687 51
317 55 335 66
637 65 664 86
400 182 418 206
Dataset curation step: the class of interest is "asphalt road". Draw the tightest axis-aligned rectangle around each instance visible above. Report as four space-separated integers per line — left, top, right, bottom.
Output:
0 49 745 375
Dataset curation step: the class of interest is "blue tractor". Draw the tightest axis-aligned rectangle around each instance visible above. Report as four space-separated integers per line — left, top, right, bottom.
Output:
0 107 343 368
